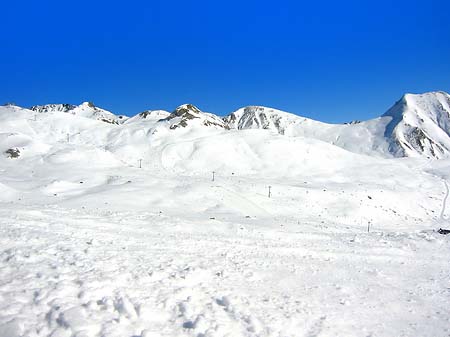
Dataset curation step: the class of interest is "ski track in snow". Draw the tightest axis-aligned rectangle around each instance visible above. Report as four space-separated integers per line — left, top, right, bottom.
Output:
440 180 449 220
0 206 449 337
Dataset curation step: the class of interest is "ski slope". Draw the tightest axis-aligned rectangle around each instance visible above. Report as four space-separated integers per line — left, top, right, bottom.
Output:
1 95 450 336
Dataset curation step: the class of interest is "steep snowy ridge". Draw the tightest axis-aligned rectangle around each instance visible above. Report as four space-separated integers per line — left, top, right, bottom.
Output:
163 104 229 130
382 91 450 158
224 106 298 133
3 91 450 160
226 91 450 159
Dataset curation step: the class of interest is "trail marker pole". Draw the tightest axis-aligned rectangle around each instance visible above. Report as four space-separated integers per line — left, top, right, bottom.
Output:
212 171 215 182
268 186 272 198
139 159 142 169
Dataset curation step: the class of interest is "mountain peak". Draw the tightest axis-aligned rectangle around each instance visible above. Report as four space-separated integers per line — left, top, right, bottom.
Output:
172 104 202 117
80 101 96 108
224 105 300 133
30 103 76 113
29 102 122 125
161 104 228 130
381 91 450 158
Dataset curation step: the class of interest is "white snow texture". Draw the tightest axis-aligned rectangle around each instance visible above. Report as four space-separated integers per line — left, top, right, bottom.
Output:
0 93 450 337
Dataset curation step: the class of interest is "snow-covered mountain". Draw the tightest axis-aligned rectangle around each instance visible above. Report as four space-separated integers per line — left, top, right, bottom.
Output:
163 104 229 130
2 94 450 337
30 102 127 124
382 91 450 158
124 109 171 124
224 105 392 157
225 91 450 159
2 91 450 160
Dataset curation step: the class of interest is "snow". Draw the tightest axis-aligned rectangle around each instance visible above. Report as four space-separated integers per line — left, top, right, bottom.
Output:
227 92 450 159
1 204 449 336
1 96 450 336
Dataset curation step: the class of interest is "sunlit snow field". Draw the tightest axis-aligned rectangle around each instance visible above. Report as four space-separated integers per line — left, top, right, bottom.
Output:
1 103 450 336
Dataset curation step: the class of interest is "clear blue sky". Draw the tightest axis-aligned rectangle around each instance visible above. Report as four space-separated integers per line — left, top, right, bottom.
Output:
1 0 449 123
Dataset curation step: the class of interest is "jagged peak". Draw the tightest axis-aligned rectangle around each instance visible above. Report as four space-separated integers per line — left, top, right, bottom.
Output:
158 104 228 130
30 102 101 113
224 105 305 132
30 103 76 112
172 104 202 117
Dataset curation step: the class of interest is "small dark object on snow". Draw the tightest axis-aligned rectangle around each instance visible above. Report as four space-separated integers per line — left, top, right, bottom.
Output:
438 228 450 235
5 148 20 158
368 195 372 199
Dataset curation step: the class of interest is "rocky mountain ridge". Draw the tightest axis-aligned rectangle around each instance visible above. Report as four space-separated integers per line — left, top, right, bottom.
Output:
4 91 450 159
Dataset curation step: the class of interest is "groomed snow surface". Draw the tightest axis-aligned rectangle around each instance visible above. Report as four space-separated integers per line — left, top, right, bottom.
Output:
0 101 450 336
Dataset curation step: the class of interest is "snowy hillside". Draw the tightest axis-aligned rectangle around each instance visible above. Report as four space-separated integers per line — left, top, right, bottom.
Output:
226 91 450 159
30 102 127 125
8 91 450 160
225 106 392 157
1 94 450 336
383 91 450 158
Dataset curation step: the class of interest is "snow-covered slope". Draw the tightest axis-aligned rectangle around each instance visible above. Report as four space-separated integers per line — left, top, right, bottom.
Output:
124 109 171 124
225 106 392 157
383 91 450 158
162 104 229 130
1 95 450 336
225 92 450 159
10 91 450 160
30 102 127 124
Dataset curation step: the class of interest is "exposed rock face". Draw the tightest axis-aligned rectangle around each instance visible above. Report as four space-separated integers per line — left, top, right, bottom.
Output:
5 148 20 159
169 104 202 119
224 106 289 134
163 104 229 130
30 104 76 113
139 111 154 119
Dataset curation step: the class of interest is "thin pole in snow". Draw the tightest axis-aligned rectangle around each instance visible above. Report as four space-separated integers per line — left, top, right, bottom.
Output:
212 171 215 182
139 159 142 169
268 186 272 198
67 133 69 142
